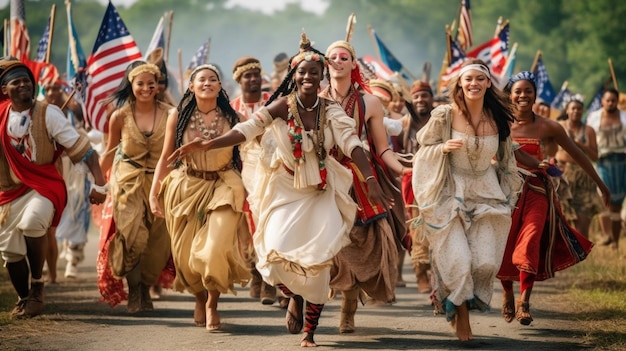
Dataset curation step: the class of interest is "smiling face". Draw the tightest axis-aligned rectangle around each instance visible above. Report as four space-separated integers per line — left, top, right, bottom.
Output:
294 60 323 95
509 79 536 113
190 68 221 100
2 75 33 106
131 72 158 103
458 69 491 102
326 47 355 80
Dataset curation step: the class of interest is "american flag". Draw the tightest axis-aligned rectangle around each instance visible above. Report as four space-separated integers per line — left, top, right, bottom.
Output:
358 55 394 81
10 0 30 60
533 55 556 104
490 22 509 76
456 0 472 52
186 38 211 74
35 15 50 62
439 35 467 90
85 2 142 132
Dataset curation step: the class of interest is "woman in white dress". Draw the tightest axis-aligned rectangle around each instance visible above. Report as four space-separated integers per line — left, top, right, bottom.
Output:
412 59 522 342
167 33 391 347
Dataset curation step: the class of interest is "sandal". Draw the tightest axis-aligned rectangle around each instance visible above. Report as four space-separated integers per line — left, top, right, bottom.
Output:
515 299 533 326
286 295 304 334
501 292 515 323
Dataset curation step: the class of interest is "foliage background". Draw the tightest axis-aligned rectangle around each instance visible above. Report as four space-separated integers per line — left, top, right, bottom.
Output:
0 0 624 103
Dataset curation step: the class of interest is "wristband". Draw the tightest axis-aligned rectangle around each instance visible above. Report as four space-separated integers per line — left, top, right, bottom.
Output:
90 182 110 194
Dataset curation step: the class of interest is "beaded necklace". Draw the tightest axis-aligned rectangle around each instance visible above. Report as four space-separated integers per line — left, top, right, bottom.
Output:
189 107 224 140
287 92 327 190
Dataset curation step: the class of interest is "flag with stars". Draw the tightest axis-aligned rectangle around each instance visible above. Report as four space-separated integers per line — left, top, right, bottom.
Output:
66 0 88 103
85 1 142 132
35 15 51 62
533 55 556 104
186 38 211 75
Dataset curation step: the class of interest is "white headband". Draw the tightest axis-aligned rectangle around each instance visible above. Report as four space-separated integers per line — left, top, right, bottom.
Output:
458 64 491 79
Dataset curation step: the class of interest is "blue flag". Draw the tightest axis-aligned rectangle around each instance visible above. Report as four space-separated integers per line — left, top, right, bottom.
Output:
371 28 412 80
550 85 572 111
533 56 556 104
35 16 51 62
187 38 211 72
66 1 87 95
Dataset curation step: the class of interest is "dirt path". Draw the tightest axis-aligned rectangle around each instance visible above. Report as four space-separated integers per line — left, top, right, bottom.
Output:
0 227 595 351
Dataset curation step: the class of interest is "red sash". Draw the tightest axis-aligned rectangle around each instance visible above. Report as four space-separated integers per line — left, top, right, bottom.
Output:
338 92 387 225
0 101 67 226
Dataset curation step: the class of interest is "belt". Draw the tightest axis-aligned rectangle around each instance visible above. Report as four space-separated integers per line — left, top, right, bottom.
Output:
186 164 233 181
121 154 155 174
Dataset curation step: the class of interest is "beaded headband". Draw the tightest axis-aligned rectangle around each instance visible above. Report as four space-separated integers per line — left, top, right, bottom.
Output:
232 62 262 82
128 63 161 83
458 64 491 79
190 64 221 82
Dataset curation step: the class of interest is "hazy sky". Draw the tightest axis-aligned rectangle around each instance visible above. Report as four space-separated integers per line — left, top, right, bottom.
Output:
0 0 329 15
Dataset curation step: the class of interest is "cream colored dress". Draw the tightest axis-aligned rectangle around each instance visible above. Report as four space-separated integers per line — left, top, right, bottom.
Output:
162 115 250 295
412 105 522 316
234 99 362 304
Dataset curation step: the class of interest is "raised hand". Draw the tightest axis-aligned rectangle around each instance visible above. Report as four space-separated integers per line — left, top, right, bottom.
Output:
166 137 211 164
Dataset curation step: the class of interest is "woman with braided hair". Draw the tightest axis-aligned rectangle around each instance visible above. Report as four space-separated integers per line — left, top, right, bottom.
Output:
149 64 250 331
166 33 391 347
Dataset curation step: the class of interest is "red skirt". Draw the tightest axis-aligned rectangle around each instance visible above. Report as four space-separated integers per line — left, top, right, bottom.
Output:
497 173 594 281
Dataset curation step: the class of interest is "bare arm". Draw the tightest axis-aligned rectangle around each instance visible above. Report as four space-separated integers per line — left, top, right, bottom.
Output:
364 94 410 175
99 110 123 174
547 119 610 206
84 150 107 204
150 109 179 217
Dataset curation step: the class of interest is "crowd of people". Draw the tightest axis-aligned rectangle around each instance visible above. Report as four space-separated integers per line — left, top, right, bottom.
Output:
0 28 623 348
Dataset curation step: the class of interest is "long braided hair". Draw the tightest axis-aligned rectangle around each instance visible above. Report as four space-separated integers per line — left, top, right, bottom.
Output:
174 65 241 169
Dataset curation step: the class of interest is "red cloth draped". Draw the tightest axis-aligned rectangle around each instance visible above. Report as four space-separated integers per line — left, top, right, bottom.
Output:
0 101 66 226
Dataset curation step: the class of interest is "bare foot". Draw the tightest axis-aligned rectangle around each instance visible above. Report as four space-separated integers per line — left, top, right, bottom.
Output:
206 305 221 331
300 332 317 347
194 291 207 327
454 303 473 342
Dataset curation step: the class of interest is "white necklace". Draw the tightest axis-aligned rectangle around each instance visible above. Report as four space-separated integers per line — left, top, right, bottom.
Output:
296 93 320 112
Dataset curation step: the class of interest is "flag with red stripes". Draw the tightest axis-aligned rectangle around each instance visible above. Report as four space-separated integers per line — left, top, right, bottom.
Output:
10 0 30 60
456 0 473 51
85 2 141 132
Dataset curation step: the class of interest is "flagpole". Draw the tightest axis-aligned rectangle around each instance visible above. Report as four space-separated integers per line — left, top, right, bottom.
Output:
494 16 503 37
530 50 541 73
367 25 383 63
345 13 356 42
204 38 211 64
44 4 56 64
165 10 174 64
608 58 619 91
177 48 184 95
3 19 8 56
